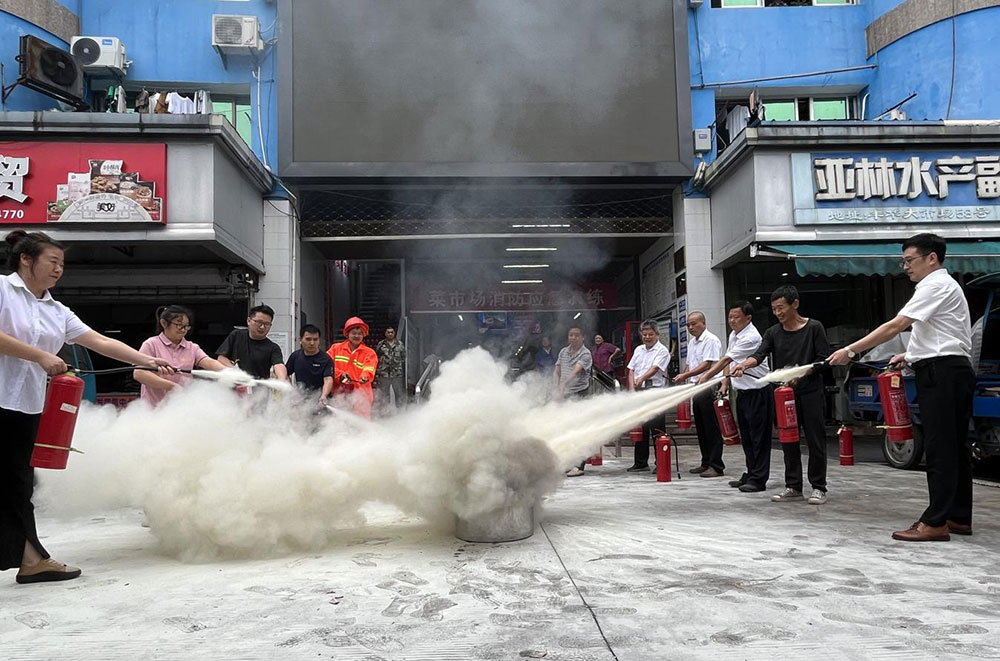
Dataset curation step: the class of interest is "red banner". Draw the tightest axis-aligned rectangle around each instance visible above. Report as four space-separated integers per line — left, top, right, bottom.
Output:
411 283 618 312
0 142 167 224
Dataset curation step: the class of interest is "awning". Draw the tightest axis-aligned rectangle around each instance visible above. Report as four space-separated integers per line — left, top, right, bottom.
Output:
759 241 1000 277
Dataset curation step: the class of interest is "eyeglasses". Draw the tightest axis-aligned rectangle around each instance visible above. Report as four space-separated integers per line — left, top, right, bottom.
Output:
899 254 926 269
250 319 272 328
170 322 192 331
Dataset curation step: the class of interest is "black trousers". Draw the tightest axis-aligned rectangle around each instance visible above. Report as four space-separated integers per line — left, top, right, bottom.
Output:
781 387 828 492
0 408 49 571
913 356 976 527
633 383 664 467
735 385 773 488
692 388 724 472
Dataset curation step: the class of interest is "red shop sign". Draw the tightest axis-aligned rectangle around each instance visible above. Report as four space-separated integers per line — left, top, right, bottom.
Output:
0 142 167 224
411 282 619 312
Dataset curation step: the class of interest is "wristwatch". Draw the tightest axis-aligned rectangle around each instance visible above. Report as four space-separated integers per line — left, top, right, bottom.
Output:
846 347 857 359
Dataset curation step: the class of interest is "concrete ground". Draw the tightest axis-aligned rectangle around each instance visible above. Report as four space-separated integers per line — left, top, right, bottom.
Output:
3 443 1000 660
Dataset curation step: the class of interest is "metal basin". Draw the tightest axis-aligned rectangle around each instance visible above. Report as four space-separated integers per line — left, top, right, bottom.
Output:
455 504 536 543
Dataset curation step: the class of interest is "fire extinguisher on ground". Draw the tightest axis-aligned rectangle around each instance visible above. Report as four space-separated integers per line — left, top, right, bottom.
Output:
31 372 86 470
714 394 741 446
877 370 913 444
655 432 673 482
838 426 854 466
774 385 799 444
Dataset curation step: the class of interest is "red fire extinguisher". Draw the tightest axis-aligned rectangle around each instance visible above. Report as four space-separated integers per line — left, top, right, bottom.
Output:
676 399 692 430
586 452 603 466
31 373 85 470
629 427 644 444
877 370 913 444
838 426 855 466
774 385 799 443
655 433 673 482
714 395 741 446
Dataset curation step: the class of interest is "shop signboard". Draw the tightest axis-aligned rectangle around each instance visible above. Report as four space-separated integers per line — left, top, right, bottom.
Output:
410 283 618 313
791 151 1000 225
0 142 167 224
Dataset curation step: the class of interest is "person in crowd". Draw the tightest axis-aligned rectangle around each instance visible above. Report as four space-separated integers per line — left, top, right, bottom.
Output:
327 316 378 419
374 326 406 412
554 327 594 477
673 311 725 478
829 233 975 542
285 324 335 406
732 286 831 505
535 335 557 373
592 333 621 376
0 231 173 584
698 301 773 493
216 304 288 381
626 320 672 473
134 305 226 406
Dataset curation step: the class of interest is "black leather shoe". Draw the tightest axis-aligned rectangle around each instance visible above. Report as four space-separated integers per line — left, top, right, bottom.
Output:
689 465 708 474
626 464 650 472
728 479 744 488
738 483 765 493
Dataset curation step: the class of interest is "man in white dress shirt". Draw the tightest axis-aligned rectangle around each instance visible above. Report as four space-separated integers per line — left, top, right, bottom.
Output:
674 312 725 477
829 233 975 542
699 302 772 492
626 320 672 472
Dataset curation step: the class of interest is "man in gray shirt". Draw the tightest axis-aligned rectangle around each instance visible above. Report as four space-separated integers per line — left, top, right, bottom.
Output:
554 326 593 476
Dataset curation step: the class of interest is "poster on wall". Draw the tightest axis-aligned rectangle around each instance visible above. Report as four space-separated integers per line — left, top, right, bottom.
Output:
0 142 167 224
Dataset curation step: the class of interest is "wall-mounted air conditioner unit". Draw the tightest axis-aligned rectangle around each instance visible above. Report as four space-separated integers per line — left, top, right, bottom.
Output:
212 15 263 53
70 36 128 77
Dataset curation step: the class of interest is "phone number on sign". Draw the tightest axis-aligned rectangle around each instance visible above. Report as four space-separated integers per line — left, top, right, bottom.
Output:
0 209 25 219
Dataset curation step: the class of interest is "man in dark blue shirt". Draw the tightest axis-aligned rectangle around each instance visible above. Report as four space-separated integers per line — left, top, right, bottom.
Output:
285 324 334 404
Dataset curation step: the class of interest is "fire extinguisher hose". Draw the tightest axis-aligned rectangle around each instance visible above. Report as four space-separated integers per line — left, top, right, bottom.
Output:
32 443 84 454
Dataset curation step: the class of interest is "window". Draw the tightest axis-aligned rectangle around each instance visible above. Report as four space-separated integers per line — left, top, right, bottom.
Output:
213 99 253 146
712 0 854 7
763 96 853 121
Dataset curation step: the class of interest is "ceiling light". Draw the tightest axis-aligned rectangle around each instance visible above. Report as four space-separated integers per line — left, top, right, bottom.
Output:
457 314 464 321
503 264 549 269
781 272 789 277
510 224 571 228
501 279 543 284
573 312 582 320
505 247 558 252
755 296 761 300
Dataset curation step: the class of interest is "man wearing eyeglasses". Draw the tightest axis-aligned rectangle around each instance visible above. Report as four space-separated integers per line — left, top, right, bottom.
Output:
216 304 288 381
829 233 974 542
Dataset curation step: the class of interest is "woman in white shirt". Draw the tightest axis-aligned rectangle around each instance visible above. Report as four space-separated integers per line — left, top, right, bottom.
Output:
1 230 172 585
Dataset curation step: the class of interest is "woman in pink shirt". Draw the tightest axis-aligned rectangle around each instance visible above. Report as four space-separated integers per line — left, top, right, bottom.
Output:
134 306 225 406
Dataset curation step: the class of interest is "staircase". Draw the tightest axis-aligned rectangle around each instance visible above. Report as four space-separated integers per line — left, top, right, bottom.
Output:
354 262 401 342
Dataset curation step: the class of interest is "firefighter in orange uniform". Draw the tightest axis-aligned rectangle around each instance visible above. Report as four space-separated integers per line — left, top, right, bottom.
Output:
326 317 378 419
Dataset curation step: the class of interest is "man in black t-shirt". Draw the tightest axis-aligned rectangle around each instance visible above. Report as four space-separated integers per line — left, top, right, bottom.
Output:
216 304 288 381
733 286 831 506
285 324 334 404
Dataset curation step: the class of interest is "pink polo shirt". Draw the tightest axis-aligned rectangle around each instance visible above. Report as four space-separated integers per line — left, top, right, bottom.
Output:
137 333 209 406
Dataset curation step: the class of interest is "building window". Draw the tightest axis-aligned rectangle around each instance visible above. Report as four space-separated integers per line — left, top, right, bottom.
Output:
712 0 854 7
762 96 853 121
213 99 253 146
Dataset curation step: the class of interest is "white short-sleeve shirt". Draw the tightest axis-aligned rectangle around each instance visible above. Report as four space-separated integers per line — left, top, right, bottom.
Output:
686 329 722 383
0 272 92 414
627 340 672 387
898 268 972 363
724 323 770 391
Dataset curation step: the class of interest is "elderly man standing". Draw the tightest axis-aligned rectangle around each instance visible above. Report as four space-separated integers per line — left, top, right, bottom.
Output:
829 234 974 542
626 320 672 473
375 326 406 413
674 312 725 477
699 301 772 493
554 327 594 477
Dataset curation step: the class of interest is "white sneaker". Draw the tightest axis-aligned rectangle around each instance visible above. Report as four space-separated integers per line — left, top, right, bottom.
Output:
565 467 584 477
771 488 803 502
807 489 828 505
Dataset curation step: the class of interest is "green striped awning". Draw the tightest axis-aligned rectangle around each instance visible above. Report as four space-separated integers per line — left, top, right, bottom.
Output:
762 241 1000 277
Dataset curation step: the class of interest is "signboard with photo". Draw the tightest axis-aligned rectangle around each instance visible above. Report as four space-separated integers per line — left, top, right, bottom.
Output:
0 142 167 224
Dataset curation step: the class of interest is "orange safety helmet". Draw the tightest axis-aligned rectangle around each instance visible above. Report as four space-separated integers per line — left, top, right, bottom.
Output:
343 316 369 337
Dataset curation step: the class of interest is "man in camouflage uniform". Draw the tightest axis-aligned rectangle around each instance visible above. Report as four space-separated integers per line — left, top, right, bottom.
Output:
375 326 406 413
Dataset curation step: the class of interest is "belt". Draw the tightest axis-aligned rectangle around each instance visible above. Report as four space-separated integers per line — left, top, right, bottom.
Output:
910 355 970 370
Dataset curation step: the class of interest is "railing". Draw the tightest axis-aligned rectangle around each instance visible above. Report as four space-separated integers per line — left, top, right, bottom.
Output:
414 354 441 400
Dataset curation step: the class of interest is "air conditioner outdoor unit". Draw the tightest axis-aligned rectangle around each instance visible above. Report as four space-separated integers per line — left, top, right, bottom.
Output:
212 15 263 53
70 36 127 77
